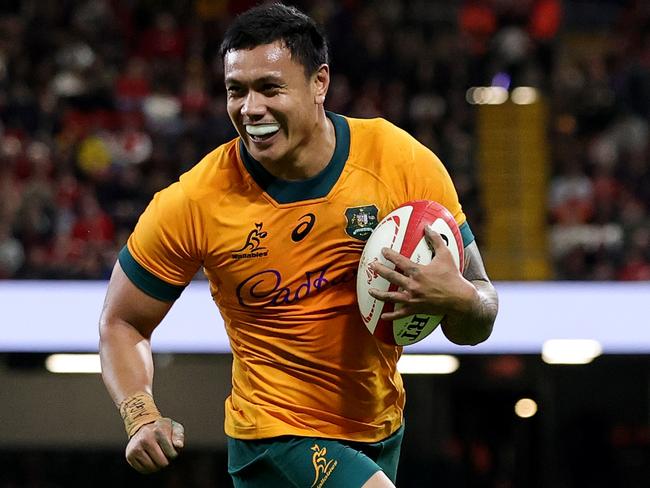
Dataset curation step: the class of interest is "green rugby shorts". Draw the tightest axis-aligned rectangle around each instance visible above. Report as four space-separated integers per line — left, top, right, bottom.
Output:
227 425 404 488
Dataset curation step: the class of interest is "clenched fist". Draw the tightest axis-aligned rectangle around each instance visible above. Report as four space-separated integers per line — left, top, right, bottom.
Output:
126 418 184 474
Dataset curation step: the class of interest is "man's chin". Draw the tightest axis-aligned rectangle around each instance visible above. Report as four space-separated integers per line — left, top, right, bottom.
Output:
244 144 272 164
245 140 284 164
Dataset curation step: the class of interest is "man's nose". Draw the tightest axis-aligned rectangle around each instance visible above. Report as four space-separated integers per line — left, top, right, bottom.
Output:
241 91 265 118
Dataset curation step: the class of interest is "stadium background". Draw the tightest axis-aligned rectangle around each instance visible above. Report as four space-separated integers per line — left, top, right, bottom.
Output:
0 0 648 486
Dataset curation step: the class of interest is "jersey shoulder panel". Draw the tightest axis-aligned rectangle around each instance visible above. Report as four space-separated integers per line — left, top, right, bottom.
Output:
344 116 467 227
345 116 436 180
126 138 242 281
345 116 436 170
127 179 204 286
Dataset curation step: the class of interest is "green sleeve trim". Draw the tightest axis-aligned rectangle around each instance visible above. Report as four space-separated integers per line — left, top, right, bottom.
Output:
459 221 475 247
118 246 185 302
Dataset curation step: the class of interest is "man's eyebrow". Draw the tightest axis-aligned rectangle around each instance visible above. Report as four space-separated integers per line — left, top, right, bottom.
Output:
224 75 240 85
256 75 284 83
225 74 284 85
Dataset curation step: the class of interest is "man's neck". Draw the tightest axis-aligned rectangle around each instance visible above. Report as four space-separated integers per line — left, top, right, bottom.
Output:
260 111 335 181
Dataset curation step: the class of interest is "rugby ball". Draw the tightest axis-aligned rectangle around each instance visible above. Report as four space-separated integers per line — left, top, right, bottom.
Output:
356 200 464 346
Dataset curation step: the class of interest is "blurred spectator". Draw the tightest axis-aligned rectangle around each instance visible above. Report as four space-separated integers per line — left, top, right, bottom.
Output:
617 247 650 281
70 191 115 244
114 57 151 112
142 82 184 136
0 217 24 278
137 12 187 61
549 158 594 224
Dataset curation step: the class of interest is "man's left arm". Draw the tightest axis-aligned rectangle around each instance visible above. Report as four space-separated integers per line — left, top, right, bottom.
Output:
440 238 498 345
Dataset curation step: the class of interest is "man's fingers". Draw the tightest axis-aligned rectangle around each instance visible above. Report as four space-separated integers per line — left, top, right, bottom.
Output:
424 226 443 247
380 309 412 321
155 419 179 460
171 420 185 449
368 287 410 303
144 438 171 468
424 227 452 258
128 446 160 474
127 453 145 473
381 247 413 269
371 256 411 288
128 457 149 474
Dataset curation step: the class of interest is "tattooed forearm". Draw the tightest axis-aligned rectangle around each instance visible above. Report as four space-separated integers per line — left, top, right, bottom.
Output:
441 241 499 345
442 279 498 345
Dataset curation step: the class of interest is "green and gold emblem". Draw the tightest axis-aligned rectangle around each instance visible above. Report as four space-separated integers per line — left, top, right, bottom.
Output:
344 205 379 241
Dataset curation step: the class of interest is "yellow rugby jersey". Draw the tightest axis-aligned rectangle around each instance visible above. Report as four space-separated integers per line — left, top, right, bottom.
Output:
120 112 474 442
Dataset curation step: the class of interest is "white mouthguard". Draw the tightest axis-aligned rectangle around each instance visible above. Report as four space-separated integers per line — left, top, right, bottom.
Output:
246 124 280 136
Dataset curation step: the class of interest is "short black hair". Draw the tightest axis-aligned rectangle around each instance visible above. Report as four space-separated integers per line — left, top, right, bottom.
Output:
219 3 329 76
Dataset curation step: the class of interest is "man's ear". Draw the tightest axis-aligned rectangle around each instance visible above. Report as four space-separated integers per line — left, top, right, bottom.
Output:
313 64 330 105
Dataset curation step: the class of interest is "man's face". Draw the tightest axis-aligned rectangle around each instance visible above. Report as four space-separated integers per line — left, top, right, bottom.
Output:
224 41 325 166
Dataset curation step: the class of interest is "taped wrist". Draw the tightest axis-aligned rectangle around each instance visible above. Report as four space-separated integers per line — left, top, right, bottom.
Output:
119 391 162 438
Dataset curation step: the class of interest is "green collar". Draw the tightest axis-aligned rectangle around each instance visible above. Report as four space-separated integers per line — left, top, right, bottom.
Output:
239 111 350 204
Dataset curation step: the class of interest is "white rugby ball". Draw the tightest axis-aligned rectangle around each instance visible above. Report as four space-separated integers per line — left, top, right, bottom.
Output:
356 200 464 346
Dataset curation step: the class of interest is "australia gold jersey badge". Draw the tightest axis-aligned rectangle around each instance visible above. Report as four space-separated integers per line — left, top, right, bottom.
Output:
344 205 378 241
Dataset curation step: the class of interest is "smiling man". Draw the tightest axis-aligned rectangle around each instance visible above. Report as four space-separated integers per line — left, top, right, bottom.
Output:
99 4 498 487
224 41 334 180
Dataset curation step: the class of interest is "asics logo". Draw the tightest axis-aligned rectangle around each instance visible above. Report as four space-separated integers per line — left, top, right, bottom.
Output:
291 213 316 242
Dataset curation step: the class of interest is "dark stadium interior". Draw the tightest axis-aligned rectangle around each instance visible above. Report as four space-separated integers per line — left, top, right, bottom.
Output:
0 0 648 486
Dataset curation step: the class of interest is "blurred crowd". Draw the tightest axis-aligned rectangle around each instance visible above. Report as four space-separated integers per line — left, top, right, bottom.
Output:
546 2 650 280
0 0 648 280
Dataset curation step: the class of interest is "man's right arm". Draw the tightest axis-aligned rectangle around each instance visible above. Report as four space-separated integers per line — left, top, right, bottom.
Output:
99 261 184 473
